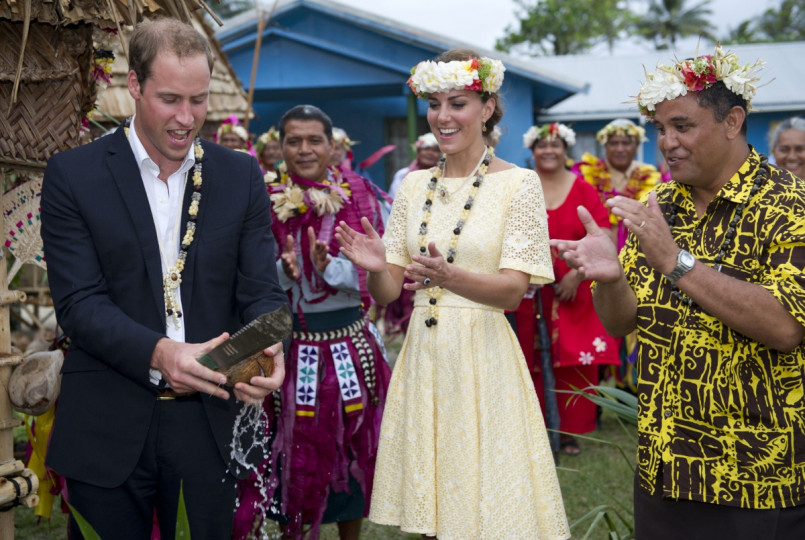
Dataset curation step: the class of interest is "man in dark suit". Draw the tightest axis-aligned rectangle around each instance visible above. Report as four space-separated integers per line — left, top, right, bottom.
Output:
40 18 287 539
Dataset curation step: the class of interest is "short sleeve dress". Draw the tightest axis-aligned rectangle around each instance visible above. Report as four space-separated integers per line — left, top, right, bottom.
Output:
369 167 570 539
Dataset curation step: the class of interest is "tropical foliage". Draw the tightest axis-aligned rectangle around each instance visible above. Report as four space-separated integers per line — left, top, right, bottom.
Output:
725 0 805 43
495 0 634 56
633 0 716 49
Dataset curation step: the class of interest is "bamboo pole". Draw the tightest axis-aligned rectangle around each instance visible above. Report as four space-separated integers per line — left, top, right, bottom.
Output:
0 223 16 538
243 0 279 132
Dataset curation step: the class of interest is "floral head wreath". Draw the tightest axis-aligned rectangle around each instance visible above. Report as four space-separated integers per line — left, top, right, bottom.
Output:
636 44 764 117
596 119 647 145
523 123 576 149
408 56 506 99
255 126 279 154
216 115 249 143
414 132 439 150
333 127 359 150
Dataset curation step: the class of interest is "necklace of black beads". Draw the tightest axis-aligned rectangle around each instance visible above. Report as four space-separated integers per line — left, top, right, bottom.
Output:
420 148 494 327
665 155 770 306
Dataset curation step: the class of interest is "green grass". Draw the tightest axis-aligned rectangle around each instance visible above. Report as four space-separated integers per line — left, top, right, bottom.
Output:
15 336 636 538
15 410 635 539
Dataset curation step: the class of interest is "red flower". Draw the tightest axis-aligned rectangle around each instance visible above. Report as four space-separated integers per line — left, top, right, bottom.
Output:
466 79 483 92
681 63 716 92
469 57 479 70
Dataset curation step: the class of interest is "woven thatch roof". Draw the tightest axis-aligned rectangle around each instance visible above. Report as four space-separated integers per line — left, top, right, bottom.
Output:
97 14 250 123
0 0 220 29
0 0 234 170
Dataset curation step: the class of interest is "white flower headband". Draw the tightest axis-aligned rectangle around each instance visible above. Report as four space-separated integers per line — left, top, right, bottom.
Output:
636 44 764 117
523 123 576 149
333 127 358 149
217 116 249 142
596 120 647 145
408 56 505 98
414 132 439 149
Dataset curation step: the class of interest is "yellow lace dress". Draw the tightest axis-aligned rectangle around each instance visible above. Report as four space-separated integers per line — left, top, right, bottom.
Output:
371 167 570 539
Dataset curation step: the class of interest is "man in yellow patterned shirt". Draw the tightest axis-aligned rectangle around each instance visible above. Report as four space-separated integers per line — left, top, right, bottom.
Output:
553 46 805 539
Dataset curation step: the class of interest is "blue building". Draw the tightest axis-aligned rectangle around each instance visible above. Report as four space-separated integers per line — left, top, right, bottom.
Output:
216 0 584 188
537 42 805 168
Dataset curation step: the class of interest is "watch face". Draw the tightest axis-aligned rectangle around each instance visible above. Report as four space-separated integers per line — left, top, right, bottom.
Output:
680 250 696 269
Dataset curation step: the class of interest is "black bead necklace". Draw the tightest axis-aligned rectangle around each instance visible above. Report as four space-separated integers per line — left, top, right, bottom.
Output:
420 146 494 327
666 155 769 306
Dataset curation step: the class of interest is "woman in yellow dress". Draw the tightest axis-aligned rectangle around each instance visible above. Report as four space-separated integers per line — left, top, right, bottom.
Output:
336 49 569 540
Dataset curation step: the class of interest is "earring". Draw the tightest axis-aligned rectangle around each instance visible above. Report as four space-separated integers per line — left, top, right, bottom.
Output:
482 123 487 133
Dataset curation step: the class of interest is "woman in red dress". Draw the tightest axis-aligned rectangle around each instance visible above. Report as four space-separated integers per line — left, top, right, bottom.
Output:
521 123 620 455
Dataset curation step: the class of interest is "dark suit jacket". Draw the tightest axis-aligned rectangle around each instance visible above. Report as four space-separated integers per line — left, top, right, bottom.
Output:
41 127 288 487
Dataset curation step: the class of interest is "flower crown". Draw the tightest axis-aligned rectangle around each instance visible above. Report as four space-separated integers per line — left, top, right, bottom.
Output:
333 127 358 149
636 44 764 117
414 133 439 149
523 123 576 149
596 120 647 145
255 126 279 154
217 115 249 142
408 56 505 98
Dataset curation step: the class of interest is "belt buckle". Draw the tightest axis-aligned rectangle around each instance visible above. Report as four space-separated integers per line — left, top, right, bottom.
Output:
157 389 177 400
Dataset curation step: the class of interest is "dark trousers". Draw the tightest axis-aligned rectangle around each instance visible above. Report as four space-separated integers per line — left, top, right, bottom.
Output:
67 396 236 539
635 470 805 539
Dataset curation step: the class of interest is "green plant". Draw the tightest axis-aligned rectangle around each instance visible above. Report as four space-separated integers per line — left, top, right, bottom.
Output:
66 482 191 539
557 384 640 539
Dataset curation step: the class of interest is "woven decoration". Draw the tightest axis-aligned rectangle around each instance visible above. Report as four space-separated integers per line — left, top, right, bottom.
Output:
0 20 93 169
3 177 45 285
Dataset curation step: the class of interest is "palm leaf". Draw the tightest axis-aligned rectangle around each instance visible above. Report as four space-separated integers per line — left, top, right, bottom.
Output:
66 502 102 540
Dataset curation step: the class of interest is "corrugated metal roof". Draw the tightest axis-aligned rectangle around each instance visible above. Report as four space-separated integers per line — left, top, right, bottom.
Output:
218 0 586 102
536 41 805 122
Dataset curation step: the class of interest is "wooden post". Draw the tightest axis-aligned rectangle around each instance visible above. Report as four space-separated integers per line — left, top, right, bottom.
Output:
243 1 278 132
407 93 418 161
0 241 23 538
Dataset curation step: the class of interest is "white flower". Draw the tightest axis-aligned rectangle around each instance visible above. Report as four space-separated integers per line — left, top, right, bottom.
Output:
578 352 594 365
638 68 687 113
485 59 506 93
593 337 607 353
522 126 540 149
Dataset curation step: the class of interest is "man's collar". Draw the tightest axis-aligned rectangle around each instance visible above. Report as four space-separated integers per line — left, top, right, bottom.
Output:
126 115 195 178
716 146 761 205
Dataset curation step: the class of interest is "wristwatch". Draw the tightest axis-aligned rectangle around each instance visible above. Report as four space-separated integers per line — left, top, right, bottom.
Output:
664 249 696 283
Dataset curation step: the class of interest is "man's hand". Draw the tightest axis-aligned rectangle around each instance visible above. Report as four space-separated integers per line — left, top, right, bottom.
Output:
233 342 286 405
606 192 679 275
280 234 300 280
551 206 623 283
151 334 231 399
308 226 331 273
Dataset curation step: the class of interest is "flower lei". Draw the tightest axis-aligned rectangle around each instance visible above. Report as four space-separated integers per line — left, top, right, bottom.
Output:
596 121 646 145
124 123 203 329
572 153 660 228
420 147 494 327
636 44 764 117
408 57 505 98
268 167 352 223
523 123 576 149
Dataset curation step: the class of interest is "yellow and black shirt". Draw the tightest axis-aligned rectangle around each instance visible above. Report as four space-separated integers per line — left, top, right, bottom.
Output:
621 148 805 509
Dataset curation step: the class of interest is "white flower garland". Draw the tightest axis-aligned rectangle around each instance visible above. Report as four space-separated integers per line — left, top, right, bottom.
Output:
523 123 576 149
408 57 505 97
637 44 764 117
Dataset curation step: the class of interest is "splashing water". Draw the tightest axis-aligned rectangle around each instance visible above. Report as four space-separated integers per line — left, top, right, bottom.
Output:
229 403 282 540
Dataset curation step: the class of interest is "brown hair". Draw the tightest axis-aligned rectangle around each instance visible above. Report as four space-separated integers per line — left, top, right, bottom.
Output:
433 48 504 133
128 18 214 88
